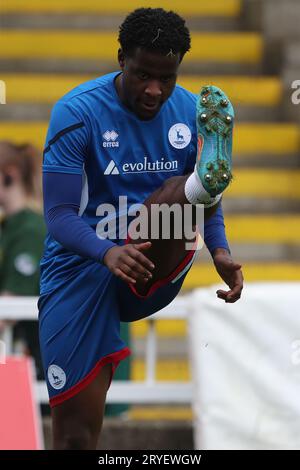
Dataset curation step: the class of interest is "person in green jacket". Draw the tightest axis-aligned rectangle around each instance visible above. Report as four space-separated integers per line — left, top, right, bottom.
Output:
0 141 46 379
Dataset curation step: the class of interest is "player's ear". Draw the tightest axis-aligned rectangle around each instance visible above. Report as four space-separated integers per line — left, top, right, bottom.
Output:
118 48 125 69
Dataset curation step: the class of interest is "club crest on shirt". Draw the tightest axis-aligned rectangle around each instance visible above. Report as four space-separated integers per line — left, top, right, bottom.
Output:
168 123 191 149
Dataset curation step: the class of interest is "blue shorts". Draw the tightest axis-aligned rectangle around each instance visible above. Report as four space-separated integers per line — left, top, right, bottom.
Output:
38 248 197 407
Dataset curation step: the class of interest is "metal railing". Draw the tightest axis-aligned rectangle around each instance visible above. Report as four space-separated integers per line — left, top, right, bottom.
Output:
0 296 193 404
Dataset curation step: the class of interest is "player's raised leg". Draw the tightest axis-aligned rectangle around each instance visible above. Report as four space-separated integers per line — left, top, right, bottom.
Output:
127 85 234 294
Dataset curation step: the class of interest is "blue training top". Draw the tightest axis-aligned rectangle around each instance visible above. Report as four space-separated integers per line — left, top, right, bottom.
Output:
41 72 229 295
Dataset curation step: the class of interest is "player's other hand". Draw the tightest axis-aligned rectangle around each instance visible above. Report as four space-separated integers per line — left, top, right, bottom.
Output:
213 248 243 303
103 242 155 284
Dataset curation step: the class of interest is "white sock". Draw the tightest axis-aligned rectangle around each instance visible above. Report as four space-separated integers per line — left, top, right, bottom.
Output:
184 171 222 207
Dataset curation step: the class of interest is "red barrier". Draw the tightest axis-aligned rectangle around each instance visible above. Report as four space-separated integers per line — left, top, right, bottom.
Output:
0 356 43 450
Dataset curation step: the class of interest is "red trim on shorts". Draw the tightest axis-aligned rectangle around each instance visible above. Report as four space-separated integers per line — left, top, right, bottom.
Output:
125 235 197 299
49 347 131 408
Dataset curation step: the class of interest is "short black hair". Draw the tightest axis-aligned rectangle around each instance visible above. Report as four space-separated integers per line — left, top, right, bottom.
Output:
118 8 191 59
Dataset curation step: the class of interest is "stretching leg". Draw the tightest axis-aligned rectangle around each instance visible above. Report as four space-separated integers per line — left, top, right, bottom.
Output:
128 174 219 294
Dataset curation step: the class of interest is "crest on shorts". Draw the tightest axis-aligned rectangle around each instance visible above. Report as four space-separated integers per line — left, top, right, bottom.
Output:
48 365 66 390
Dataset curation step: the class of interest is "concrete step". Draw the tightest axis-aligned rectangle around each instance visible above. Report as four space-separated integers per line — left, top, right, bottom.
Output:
0 74 281 105
0 0 242 17
282 47 300 123
0 14 240 32
197 242 300 263
42 416 194 450
0 30 263 63
133 337 189 357
0 121 298 158
223 197 300 214
233 124 300 156
197 243 300 263
132 359 190 382
183 262 300 289
132 319 188 340
0 73 282 122
230 155 300 169
226 169 300 198
283 98 300 125
218 214 300 244
180 75 281 106
0 58 263 75
281 38 300 122
241 0 263 32
260 0 300 41
283 41 300 70
128 406 193 422
0 103 282 123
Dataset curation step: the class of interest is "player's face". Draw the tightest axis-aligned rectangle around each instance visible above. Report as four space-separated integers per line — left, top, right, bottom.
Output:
117 48 181 120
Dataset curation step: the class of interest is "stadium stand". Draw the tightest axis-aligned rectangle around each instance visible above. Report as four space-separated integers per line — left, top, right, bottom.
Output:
0 0 299 449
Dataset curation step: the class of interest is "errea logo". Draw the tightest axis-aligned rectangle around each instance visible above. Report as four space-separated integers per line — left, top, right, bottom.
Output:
102 130 119 148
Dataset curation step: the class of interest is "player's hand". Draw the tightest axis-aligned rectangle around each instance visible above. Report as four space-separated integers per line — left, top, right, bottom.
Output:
103 242 155 284
213 248 243 303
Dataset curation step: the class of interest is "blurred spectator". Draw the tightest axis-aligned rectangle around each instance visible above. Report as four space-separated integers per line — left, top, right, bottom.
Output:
0 141 46 380
0 140 131 412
